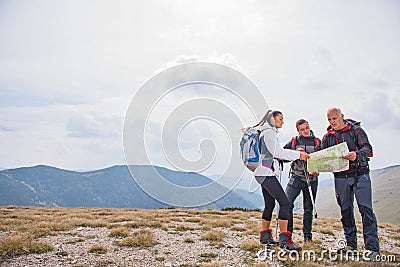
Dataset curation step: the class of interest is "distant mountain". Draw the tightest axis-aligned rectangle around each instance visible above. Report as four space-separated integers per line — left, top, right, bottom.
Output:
0 165 254 210
233 188 264 210
317 165 400 224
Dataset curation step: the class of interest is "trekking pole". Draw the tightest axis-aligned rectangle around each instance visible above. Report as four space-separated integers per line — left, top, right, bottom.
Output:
275 160 283 239
302 162 321 234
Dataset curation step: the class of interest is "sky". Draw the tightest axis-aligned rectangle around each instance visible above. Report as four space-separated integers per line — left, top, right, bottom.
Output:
0 0 399 178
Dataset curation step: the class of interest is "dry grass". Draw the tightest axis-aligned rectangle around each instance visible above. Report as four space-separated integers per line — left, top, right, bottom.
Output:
118 229 157 247
230 226 246 232
301 241 324 254
125 220 163 229
199 252 218 263
319 226 335 236
379 223 400 232
184 217 202 223
200 218 236 228
175 224 198 231
109 227 130 237
201 230 225 242
332 222 343 230
0 206 399 266
107 215 135 223
199 209 227 216
0 233 53 257
294 225 302 230
0 207 111 234
240 240 262 252
88 244 107 254
244 220 260 235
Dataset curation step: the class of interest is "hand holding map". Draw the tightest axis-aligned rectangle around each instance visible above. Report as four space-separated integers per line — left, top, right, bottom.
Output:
307 142 350 172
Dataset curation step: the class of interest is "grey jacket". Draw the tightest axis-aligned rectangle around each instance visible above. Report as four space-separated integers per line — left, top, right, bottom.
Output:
283 132 321 181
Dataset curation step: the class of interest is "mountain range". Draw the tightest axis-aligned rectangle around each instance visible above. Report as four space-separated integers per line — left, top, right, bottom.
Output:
0 165 260 210
1 164 398 223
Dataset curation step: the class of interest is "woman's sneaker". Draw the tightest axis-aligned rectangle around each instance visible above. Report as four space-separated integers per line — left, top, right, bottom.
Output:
260 229 278 245
279 232 302 252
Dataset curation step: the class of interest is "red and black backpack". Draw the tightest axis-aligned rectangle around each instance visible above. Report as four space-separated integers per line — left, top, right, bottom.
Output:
290 136 320 151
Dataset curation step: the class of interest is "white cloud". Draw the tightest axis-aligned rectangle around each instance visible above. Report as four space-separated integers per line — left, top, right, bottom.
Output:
0 0 399 172
66 113 122 138
157 53 243 74
0 123 14 132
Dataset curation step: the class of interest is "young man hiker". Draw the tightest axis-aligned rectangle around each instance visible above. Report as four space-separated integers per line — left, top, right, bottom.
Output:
283 119 321 242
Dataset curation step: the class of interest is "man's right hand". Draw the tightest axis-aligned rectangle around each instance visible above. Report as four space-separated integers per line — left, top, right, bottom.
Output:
299 151 310 161
344 151 357 161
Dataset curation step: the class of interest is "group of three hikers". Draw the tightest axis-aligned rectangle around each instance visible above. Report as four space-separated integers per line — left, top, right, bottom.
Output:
251 107 379 261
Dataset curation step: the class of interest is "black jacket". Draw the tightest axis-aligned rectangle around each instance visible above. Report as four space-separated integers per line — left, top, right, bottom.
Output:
322 120 372 178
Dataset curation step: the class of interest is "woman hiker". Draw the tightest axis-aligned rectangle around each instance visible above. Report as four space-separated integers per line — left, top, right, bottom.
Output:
253 110 309 251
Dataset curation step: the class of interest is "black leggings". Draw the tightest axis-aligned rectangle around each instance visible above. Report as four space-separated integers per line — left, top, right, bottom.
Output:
257 176 290 221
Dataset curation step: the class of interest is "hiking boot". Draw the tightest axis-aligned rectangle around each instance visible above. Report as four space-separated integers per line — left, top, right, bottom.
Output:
260 229 278 245
337 245 357 254
364 250 380 262
279 232 302 252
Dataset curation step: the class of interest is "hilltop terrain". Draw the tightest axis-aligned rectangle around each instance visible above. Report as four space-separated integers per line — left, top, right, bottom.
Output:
1 164 399 225
0 206 399 266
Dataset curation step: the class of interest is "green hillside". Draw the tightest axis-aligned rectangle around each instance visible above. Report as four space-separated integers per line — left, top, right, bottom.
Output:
317 165 400 224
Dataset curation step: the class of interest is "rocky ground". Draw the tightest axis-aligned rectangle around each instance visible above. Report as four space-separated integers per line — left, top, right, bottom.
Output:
0 207 399 266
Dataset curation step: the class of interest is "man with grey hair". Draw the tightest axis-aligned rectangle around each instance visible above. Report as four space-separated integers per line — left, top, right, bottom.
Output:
322 108 379 260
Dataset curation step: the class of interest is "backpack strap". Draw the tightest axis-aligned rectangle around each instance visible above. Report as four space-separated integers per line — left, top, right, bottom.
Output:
292 135 320 152
348 124 374 158
290 136 297 150
313 137 320 151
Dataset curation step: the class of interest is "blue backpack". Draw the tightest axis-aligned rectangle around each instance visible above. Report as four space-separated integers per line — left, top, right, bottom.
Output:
240 127 262 171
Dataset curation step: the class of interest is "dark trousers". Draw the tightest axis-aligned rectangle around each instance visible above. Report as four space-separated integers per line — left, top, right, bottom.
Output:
285 175 318 239
334 174 379 252
256 176 290 221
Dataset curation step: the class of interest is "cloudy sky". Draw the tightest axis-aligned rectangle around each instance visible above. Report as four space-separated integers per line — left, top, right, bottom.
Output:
0 0 399 176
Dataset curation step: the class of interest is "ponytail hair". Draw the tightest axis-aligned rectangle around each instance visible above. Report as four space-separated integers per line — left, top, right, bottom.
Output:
253 110 282 128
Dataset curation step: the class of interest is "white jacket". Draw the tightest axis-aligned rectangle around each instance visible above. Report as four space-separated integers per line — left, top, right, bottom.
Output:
254 124 300 177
